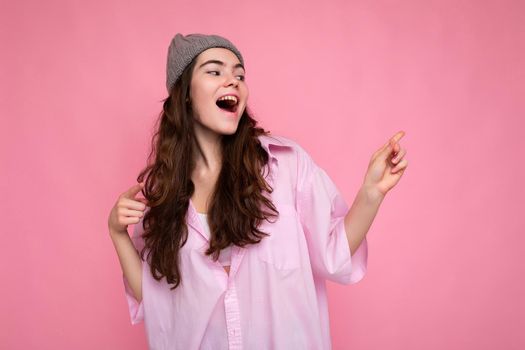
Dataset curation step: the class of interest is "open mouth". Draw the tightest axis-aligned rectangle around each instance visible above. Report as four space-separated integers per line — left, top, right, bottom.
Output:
215 96 239 114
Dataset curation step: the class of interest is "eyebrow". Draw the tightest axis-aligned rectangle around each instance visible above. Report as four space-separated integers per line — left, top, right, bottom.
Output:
198 59 245 71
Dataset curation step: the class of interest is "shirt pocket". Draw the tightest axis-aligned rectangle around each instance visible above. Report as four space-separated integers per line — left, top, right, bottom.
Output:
256 203 302 270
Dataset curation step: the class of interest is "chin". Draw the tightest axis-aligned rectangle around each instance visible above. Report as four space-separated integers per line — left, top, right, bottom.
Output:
220 126 239 135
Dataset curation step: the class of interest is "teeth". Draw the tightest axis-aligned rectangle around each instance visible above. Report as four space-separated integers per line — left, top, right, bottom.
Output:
217 95 238 104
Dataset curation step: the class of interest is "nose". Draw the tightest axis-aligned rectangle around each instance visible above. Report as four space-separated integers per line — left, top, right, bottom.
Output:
223 72 239 88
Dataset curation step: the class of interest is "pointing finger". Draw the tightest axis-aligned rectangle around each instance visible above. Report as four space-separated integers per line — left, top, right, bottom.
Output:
379 131 405 153
391 131 406 155
124 182 145 199
391 130 405 143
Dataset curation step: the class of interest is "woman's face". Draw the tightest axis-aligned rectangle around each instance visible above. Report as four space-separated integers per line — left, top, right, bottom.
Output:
189 47 248 135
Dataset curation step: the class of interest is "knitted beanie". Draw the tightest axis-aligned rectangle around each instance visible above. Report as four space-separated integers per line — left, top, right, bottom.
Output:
166 33 245 93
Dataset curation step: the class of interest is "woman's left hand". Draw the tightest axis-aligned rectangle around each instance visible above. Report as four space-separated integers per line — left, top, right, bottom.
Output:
362 130 408 199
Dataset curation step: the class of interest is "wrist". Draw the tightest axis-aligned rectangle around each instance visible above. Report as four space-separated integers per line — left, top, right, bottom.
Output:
360 184 386 204
109 227 128 237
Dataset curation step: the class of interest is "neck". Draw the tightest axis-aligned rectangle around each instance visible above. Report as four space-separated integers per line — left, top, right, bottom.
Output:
193 124 223 174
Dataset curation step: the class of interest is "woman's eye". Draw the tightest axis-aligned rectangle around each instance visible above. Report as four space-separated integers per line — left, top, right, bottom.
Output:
207 71 245 81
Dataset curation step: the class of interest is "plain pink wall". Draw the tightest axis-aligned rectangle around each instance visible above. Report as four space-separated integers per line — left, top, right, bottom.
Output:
2 0 524 349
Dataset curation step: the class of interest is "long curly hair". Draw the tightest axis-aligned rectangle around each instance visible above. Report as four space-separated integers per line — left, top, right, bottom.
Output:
136 56 279 290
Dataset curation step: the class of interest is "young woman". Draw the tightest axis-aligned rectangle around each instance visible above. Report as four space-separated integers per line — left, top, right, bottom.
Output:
108 33 408 350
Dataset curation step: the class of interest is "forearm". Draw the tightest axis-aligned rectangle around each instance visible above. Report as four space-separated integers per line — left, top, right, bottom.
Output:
109 229 143 302
344 185 384 256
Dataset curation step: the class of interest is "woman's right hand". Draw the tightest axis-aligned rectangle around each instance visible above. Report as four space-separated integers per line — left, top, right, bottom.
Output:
108 182 149 235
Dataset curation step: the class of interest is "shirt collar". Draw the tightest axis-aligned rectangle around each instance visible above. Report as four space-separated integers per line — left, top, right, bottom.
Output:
257 134 292 164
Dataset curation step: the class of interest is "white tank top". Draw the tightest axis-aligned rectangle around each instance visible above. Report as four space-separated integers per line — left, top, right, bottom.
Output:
197 213 232 266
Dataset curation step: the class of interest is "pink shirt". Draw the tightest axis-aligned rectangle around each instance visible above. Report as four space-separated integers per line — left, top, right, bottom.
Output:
122 134 368 349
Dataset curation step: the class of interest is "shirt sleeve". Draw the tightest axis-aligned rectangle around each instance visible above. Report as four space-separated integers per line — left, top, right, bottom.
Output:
296 147 368 285
122 216 145 325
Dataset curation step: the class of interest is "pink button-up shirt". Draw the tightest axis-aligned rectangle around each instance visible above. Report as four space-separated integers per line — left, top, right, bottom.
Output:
122 134 368 349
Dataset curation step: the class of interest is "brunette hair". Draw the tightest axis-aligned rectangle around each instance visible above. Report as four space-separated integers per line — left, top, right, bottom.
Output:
136 56 279 290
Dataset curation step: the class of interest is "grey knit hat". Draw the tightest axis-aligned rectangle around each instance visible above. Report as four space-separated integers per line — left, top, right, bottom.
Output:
166 33 245 93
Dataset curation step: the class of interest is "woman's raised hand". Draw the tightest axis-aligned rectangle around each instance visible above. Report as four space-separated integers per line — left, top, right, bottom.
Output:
362 131 408 198
108 182 149 235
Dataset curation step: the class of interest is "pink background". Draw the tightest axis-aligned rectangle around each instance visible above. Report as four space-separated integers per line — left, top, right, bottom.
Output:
2 0 524 349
